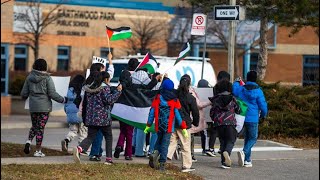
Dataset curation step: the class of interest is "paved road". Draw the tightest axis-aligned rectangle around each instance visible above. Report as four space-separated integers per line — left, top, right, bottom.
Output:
1 122 319 180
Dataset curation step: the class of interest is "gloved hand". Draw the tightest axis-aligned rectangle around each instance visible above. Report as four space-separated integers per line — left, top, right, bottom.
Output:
144 126 151 134
182 129 188 138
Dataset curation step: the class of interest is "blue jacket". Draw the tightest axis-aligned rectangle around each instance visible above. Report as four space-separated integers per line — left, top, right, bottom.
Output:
232 81 268 123
64 87 82 124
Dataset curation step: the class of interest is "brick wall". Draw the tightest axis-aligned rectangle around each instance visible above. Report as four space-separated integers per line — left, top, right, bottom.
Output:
277 26 319 45
1 96 11 116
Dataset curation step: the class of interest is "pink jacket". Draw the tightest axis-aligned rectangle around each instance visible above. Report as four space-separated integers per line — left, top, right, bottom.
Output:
189 87 211 134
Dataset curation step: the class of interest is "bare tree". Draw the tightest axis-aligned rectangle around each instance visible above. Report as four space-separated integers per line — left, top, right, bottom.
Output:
15 0 63 61
126 13 168 55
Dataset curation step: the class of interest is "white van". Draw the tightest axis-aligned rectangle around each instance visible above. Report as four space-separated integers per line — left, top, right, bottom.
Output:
106 55 217 88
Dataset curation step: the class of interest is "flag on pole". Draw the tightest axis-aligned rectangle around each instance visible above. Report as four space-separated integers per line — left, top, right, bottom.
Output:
174 42 191 65
136 52 158 74
106 26 132 41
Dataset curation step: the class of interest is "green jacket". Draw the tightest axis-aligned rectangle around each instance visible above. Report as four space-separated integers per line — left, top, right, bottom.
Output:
20 70 65 112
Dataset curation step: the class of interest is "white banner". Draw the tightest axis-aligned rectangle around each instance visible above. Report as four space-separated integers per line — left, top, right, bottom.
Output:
191 13 206 36
25 76 70 111
194 87 213 123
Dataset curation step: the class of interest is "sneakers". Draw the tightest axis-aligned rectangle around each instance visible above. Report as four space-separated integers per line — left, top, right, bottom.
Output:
61 139 69 152
73 146 81 163
202 150 207 156
24 141 31 154
114 146 122 158
149 150 159 169
237 150 245 167
192 156 197 162
181 167 195 172
206 149 216 157
34 150 45 157
80 151 89 156
223 151 232 167
244 161 253 167
89 155 101 161
104 158 113 165
221 163 231 169
125 156 133 160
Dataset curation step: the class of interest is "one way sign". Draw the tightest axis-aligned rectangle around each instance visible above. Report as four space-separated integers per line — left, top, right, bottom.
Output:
214 5 240 20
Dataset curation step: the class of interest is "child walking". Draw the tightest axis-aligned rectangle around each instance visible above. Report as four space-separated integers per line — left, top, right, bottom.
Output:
21 58 66 157
61 74 87 152
73 71 122 164
209 80 240 169
144 79 188 172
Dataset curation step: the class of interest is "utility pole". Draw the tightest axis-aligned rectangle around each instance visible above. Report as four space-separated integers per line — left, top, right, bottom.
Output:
228 0 236 82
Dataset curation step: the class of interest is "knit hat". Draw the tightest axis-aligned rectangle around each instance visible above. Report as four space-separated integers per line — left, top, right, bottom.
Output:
217 71 230 81
247 70 257 82
197 79 209 88
162 79 174 91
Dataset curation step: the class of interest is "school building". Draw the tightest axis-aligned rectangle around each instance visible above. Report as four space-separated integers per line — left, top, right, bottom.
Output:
1 0 319 115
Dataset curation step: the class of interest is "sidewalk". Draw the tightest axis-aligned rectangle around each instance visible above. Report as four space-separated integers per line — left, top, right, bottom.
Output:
1 115 120 129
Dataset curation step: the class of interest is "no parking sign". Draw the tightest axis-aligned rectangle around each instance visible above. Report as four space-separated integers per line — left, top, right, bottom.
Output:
191 13 207 36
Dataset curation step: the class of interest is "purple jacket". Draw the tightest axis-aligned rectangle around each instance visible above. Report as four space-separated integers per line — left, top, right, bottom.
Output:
82 83 121 126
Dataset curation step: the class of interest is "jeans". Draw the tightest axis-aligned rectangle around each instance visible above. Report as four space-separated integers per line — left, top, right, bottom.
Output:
148 132 158 154
154 131 171 163
116 121 134 157
80 126 113 158
217 125 237 164
89 129 103 157
243 122 259 162
200 130 207 151
132 127 146 156
207 123 218 150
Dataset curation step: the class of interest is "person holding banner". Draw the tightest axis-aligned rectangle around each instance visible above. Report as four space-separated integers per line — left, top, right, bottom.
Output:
21 59 67 157
73 71 122 164
188 79 212 162
167 74 199 172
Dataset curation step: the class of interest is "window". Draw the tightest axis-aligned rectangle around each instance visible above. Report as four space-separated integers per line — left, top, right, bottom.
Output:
100 47 113 59
303 55 319 86
57 46 70 71
105 63 127 83
1 44 9 95
250 53 258 71
14 45 28 71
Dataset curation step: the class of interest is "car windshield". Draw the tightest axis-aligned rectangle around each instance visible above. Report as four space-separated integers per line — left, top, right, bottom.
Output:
105 63 127 83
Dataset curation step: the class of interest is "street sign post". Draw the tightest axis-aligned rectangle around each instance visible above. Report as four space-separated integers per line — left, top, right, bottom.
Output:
191 13 207 36
214 5 239 20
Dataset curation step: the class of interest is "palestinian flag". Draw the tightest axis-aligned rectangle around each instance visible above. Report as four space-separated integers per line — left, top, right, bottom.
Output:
136 53 158 74
106 26 132 41
235 98 248 133
174 42 191 65
111 87 159 132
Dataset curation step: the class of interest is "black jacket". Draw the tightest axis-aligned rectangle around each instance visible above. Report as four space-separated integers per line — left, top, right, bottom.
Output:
176 91 200 129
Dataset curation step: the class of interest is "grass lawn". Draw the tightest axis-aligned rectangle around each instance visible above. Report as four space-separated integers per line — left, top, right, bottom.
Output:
1 142 70 158
1 162 203 180
268 137 319 149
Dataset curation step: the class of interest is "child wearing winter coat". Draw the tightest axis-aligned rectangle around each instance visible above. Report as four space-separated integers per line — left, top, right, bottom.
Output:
209 80 240 169
144 78 188 172
73 71 122 164
61 75 87 152
21 59 67 157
